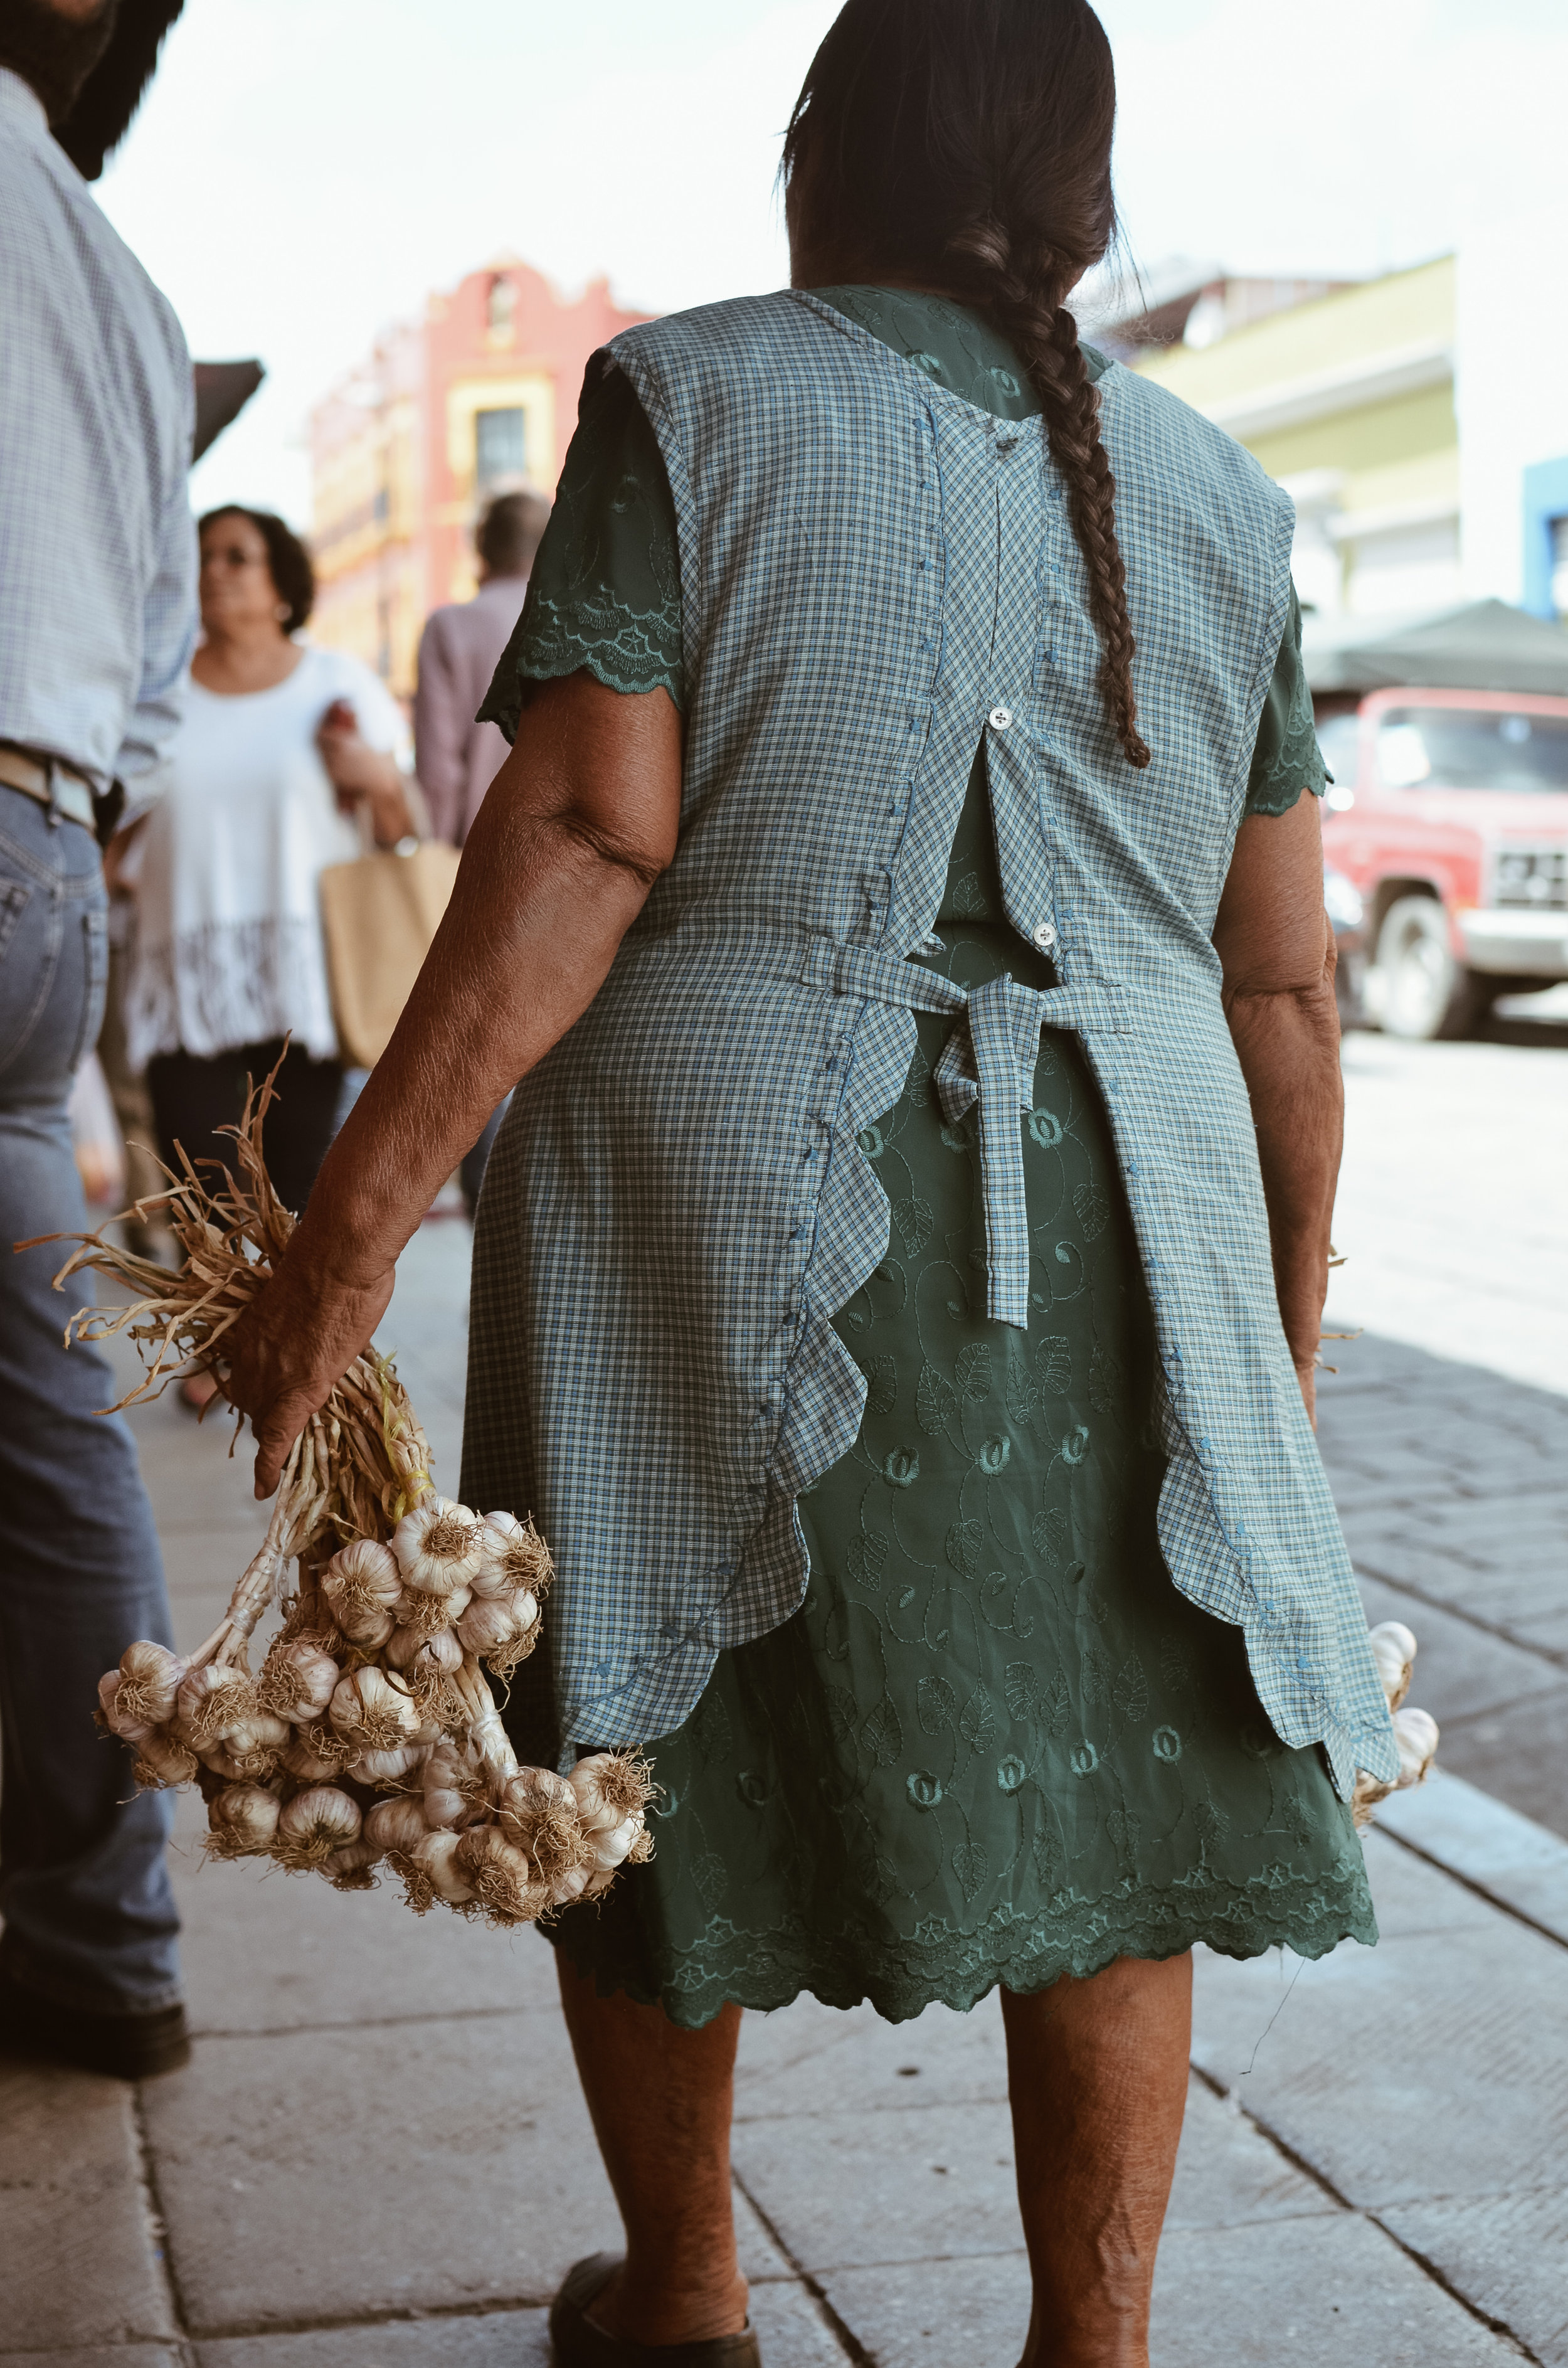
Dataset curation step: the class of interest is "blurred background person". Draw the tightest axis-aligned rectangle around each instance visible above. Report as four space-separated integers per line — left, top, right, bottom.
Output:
414 489 548 1214
0 0 195 2081
117 504 416 1411
415 489 549 850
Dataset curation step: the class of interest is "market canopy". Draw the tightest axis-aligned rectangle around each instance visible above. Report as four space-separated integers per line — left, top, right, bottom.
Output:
1302 598 1568 696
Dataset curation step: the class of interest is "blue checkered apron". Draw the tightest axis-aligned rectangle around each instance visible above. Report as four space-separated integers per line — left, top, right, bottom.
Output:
462 292 1397 1798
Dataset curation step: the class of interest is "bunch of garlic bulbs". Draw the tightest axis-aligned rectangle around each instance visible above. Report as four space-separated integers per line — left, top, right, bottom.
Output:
98 1482 653 1926
61 1058 653 1931
1352 1619 1440 1829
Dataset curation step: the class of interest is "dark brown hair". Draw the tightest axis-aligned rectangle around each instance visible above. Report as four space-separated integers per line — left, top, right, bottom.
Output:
199 506 314 636
477 489 551 579
784 0 1148 767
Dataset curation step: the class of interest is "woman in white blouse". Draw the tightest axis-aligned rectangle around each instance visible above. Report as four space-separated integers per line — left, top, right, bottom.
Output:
124 507 414 1232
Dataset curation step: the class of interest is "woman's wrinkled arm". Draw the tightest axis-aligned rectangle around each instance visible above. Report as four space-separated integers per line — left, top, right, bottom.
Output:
223 672 682 1495
1211 791 1341 1428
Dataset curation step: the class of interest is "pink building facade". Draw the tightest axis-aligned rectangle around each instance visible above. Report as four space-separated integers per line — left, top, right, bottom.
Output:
310 259 649 696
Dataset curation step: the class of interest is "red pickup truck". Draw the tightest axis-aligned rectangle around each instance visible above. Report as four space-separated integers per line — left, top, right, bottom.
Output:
1316 686 1568 1038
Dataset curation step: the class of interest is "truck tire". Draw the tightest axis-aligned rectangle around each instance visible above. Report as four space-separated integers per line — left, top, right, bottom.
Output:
1370 895 1483 1041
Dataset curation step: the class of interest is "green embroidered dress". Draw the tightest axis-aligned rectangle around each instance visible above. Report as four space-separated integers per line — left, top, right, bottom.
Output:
478 290 1374 2028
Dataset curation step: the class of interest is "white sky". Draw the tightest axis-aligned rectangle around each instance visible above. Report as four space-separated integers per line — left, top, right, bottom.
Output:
96 0 1568 528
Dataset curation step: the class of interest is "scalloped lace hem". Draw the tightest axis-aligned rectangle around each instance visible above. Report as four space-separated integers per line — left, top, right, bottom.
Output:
550 1855 1378 2030
479 593 683 742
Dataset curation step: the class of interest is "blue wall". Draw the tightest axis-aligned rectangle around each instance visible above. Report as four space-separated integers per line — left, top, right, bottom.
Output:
1522 455 1568 619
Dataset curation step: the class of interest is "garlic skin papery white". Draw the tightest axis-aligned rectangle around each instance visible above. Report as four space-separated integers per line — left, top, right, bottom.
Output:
391 1497 485 1597
456 1591 539 1677
469 1510 554 1601
1368 1620 1417 1714
320 1537 402 1647
422 1739 486 1831
97 1669 154 1744
103 1642 186 1736
347 1741 428 1787
328 1667 420 1753
220 1709 290 1779
279 1731 342 1783
321 1839 381 1891
206 1783 283 1858
1392 1705 1439 1788
364 1794 431 1855
174 1663 257 1751
386 1623 462 1677
258 1637 340 1724
1352 1620 1439 1829
277 1785 363 1866
569 1753 654 1830
588 1814 645 1872
132 1728 199 1790
405 1827 476 1911
497 1768 586 1883
392 1582 472 1642
455 1824 548 1925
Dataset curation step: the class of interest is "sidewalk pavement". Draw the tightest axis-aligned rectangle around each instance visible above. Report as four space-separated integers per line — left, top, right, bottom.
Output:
4 1218 1566 2368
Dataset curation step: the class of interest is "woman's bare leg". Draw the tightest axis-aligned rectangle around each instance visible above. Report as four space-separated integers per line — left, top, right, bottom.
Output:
1003 1951 1192 2368
555 1952 750 2344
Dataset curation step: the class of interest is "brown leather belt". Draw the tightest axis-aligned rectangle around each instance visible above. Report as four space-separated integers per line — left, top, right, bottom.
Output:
0 743 99 834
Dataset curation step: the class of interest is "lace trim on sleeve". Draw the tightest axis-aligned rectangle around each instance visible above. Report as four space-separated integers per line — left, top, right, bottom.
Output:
477 359 684 741
1245 581 1325 819
478 590 683 743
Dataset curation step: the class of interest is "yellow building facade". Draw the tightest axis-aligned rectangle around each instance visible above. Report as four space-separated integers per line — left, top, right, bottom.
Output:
1134 257 1458 621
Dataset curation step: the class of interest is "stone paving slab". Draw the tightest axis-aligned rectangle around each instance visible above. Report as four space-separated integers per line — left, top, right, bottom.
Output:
734 1990 1009 2120
141 2009 793 2337
815 2207 1524 2368
1377 2190 1568 2368
0 2352 183 2368
0 2059 174 2352
1191 1906 1568 2217
1375 1768 1568 1946
191 2274 845 2368
1354 1574 1563 1726
735 2072 1335 2285
166 1793 544 2039
1425 1682 1568 1837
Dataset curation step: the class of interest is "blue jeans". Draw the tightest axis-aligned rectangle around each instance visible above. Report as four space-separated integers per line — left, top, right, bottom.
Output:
0 786 181 2014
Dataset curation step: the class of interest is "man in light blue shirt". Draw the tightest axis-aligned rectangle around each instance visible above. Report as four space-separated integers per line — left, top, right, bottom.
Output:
0 5 196 2079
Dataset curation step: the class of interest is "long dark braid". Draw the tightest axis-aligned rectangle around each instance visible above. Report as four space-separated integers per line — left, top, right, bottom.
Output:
950 223 1150 767
785 0 1151 768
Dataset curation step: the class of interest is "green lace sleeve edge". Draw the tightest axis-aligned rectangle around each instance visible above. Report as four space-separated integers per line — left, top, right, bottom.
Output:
1244 583 1325 819
476 595 685 743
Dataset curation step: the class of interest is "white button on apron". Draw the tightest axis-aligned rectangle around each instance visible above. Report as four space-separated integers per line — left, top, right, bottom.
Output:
988 705 1012 730
1032 920 1056 950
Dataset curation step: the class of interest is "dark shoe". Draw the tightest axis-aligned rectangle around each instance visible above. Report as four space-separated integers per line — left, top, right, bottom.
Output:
549 2253 761 2368
0 1966 191 2079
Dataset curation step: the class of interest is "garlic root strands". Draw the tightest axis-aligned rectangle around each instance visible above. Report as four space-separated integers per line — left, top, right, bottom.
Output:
328 1667 420 1754
257 1638 339 1724
174 1663 257 1752
103 1642 186 1736
392 1497 485 1596
275 1785 363 1868
471 1511 554 1601
133 1729 199 1790
206 1784 282 1858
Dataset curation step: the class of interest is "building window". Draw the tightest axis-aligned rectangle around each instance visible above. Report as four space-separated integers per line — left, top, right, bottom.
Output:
475 406 526 489
487 275 516 336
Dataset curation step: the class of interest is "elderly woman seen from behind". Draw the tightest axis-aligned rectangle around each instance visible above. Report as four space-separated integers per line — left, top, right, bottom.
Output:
222 5 1397 2361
